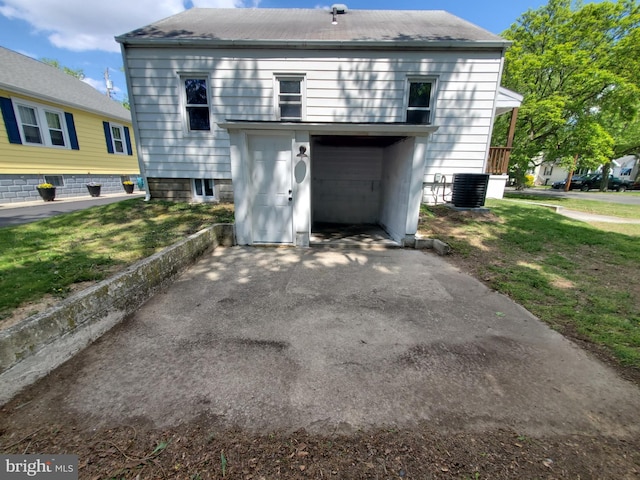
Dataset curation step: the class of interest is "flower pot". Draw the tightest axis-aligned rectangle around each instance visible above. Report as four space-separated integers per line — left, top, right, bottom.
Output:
123 183 135 194
86 184 101 197
37 187 56 202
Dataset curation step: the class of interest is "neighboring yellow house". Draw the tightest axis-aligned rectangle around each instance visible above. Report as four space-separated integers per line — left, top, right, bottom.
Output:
0 46 139 204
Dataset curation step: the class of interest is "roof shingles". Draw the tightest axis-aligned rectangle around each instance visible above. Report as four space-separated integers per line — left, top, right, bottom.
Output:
0 46 131 122
117 8 507 47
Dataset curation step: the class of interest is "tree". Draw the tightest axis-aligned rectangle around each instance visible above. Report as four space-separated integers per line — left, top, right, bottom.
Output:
493 0 640 190
40 58 85 80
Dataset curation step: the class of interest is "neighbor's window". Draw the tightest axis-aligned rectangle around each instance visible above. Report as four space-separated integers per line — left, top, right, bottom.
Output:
44 175 64 187
110 124 125 154
276 75 305 121
406 79 436 124
183 77 210 131
543 166 553 176
193 178 215 201
14 101 68 147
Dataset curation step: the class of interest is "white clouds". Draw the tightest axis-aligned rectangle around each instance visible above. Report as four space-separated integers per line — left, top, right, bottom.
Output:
82 76 122 96
0 0 257 53
82 77 105 92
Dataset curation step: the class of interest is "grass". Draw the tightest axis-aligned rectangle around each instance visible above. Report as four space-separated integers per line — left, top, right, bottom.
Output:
0 199 234 323
504 192 640 219
418 199 640 370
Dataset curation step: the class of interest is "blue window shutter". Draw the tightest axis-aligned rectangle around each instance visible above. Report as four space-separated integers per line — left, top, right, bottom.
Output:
103 121 114 153
0 97 22 144
124 126 133 155
65 112 79 150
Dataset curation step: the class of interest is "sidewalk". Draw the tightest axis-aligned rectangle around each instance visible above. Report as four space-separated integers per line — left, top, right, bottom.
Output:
0 191 145 209
559 208 640 224
0 191 145 227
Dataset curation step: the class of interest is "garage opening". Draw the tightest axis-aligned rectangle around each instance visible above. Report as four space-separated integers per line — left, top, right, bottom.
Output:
310 134 414 246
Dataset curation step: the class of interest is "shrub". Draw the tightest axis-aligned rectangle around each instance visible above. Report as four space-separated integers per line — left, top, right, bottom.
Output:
524 174 535 188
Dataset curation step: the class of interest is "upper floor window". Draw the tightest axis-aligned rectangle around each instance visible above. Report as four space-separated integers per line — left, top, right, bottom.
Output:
406 79 436 125
183 77 210 131
14 101 69 147
543 166 553 176
275 75 305 121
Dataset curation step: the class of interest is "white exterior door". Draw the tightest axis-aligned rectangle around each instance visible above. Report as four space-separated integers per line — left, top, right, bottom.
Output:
249 134 293 244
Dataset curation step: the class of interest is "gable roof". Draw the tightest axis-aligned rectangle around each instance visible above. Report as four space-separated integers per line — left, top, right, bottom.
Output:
0 46 131 123
116 8 509 50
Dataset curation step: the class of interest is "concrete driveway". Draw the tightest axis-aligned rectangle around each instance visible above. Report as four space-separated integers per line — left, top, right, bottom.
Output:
13 246 640 437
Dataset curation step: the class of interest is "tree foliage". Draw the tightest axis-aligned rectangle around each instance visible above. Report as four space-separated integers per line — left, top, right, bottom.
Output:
494 0 640 187
40 58 85 80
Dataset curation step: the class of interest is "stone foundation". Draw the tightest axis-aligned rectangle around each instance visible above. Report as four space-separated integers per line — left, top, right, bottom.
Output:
0 174 140 205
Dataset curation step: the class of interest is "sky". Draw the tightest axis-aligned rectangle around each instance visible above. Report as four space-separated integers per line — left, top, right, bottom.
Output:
0 0 552 103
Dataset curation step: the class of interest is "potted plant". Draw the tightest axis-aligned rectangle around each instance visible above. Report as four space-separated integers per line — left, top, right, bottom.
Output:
122 180 135 194
86 181 101 197
36 182 56 202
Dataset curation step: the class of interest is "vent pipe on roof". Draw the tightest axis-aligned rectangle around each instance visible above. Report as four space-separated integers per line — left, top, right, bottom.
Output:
331 4 348 14
331 4 347 25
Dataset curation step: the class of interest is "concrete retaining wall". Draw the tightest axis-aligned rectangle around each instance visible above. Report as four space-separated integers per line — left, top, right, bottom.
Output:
0 223 235 405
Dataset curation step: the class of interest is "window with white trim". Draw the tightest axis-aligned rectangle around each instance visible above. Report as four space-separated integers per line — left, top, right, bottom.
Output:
543 166 553 176
406 78 437 125
110 123 126 154
275 75 305 121
13 100 69 147
193 178 215 201
182 76 210 131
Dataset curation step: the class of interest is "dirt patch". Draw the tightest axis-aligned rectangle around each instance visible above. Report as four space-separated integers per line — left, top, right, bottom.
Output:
1 412 639 479
0 281 98 331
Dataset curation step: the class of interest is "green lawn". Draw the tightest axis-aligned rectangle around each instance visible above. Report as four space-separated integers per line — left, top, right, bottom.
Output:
0 199 234 323
419 199 640 370
504 192 640 219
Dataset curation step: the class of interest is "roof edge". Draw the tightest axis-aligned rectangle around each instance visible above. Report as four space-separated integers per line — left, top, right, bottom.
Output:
0 83 131 123
116 37 511 51
218 121 440 135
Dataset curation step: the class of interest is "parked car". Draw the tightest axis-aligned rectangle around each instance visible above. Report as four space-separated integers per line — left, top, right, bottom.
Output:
551 174 631 192
552 175 584 190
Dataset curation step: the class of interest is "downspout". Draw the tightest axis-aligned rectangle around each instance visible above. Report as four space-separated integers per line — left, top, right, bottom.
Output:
119 42 151 201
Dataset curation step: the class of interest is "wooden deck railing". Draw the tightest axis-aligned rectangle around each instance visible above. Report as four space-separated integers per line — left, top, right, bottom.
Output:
486 147 512 174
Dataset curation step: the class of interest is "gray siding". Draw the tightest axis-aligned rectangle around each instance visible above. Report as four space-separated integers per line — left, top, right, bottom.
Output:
125 47 502 181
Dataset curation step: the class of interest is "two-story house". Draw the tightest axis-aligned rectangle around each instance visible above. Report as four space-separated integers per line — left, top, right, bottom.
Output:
0 46 139 204
117 7 519 246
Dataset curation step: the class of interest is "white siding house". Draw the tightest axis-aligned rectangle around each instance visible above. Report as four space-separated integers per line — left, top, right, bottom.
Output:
117 7 517 247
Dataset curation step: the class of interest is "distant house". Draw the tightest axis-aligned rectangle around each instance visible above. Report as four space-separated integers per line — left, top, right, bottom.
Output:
613 155 639 181
117 7 520 246
533 155 639 186
0 46 139 204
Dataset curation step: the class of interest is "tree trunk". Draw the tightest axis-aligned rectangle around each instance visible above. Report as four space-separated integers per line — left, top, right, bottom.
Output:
600 163 611 191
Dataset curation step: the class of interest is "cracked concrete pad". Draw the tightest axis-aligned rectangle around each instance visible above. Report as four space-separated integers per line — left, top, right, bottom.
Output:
14 247 640 437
